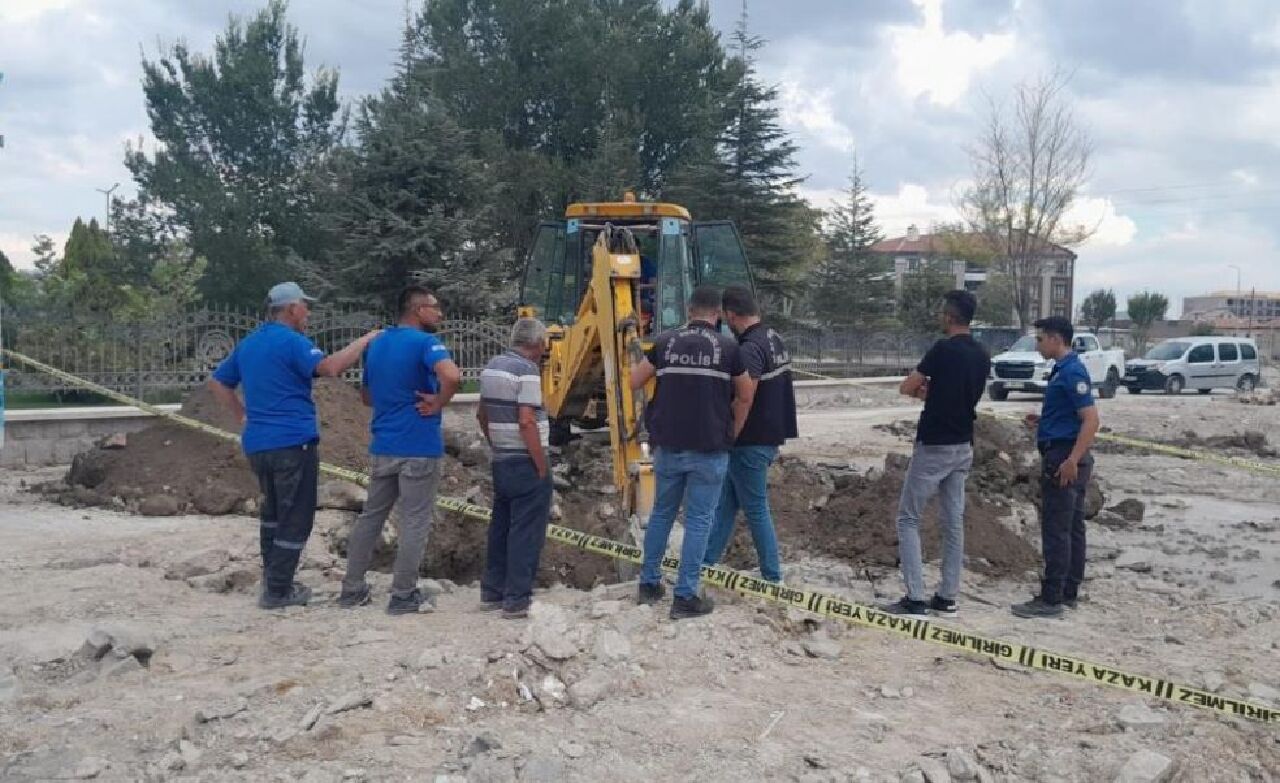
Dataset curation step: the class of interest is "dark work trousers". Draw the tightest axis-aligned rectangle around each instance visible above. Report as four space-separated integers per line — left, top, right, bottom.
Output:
1038 440 1094 605
248 440 320 597
481 457 554 611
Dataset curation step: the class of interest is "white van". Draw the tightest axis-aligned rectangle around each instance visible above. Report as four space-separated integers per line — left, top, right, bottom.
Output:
1122 337 1262 394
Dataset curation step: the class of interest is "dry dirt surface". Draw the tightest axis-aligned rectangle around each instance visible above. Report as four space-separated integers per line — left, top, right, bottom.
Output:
2 386 1280 781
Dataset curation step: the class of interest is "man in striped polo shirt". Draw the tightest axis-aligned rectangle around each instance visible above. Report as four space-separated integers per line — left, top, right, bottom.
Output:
476 317 551 619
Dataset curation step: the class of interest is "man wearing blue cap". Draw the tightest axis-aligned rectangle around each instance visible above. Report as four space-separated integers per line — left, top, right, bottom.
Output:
209 282 381 609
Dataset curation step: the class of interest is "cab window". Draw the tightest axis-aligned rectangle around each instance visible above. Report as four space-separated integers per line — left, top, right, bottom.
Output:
1187 344 1215 364
1218 342 1239 362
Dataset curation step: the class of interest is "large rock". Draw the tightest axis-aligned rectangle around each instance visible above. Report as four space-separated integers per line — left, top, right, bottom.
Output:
67 450 113 489
568 669 613 709
1084 478 1104 519
1116 704 1166 729
527 604 578 661
1107 498 1146 523
139 495 183 517
193 484 242 515
317 480 367 511
1115 750 1174 783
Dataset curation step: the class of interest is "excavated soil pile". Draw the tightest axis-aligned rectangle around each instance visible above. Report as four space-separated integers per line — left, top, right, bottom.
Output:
1094 427 1279 459
47 381 630 589
717 416 1047 579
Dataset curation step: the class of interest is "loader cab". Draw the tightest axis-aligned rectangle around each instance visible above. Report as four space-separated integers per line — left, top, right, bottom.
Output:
519 197 754 333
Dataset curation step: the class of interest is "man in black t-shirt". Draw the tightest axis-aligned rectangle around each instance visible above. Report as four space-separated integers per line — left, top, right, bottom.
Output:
882 290 991 618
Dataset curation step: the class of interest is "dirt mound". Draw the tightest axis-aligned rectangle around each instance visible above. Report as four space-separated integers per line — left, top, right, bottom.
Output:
1096 427 1279 459
715 416 1044 579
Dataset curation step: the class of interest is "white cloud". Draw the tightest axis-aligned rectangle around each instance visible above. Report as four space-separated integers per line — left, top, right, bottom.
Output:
800 181 961 237
778 80 856 152
884 0 1016 107
1068 196 1137 248
0 0 84 24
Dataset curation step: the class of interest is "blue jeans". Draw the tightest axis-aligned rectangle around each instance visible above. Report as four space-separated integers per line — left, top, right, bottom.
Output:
482 457 553 611
702 445 782 582
640 448 730 599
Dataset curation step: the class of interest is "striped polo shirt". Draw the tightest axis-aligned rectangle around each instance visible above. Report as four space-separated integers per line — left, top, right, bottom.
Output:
479 350 549 461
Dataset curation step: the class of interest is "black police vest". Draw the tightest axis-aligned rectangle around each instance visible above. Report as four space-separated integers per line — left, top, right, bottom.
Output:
737 323 799 446
645 322 739 452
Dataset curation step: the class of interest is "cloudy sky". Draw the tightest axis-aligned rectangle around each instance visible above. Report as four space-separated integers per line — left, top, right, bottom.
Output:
3 0 1280 315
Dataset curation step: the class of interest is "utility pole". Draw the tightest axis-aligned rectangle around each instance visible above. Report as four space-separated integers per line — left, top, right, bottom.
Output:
95 182 120 232
1248 287 1256 338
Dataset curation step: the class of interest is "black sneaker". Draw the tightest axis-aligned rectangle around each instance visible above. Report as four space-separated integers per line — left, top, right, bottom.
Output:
1011 597 1064 619
1062 595 1080 610
337 584 371 608
880 596 930 618
670 594 715 620
637 582 666 606
501 603 530 620
387 588 425 616
930 595 958 617
259 582 312 610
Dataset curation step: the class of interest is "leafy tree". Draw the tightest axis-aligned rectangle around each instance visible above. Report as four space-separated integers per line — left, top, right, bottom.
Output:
1080 288 1117 334
313 39 499 315
897 267 956 334
974 269 1017 326
1127 291 1169 351
666 4 811 306
810 157 890 328
125 0 343 306
959 71 1093 328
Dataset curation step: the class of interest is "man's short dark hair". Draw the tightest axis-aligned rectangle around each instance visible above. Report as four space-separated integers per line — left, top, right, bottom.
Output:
398 285 435 317
1034 316 1074 344
688 285 722 315
721 285 759 317
942 289 977 325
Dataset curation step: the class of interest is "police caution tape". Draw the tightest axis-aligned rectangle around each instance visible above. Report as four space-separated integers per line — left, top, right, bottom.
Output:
5 348 1278 726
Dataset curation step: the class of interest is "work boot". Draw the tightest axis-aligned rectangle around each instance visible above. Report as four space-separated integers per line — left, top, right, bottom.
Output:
387 588 427 616
1011 596 1064 619
336 584 371 608
637 582 666 606
880 596 930 618
259 582 312 610
669 594 714 620
502 602 531 620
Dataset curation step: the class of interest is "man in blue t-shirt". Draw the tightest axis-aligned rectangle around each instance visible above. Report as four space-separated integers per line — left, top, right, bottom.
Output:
339 286 461 615
1012 315 1101 619
210 282 380 610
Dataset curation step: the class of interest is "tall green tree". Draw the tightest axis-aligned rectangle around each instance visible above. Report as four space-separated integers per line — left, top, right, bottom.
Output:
410 0 732 257
810 157 890 328
1080 288 1117 334
897 266 956 334
666 3 813 307
125 0 343 306
1127 291 1168 351
313 36 499 315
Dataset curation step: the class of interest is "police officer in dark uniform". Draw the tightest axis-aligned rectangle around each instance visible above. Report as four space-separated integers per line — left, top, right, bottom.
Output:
702 285 798 583
1012 316 1101 619
629 285 752 619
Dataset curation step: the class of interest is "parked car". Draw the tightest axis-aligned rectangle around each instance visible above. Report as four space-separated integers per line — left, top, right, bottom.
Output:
1122 337 1261 395
988 332 1125 401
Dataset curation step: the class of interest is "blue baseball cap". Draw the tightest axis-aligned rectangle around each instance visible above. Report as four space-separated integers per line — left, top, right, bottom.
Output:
266 282 317 307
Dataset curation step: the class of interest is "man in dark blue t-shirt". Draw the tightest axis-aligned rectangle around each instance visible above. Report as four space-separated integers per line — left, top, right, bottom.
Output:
883 290 990 619
210 282 380 610
339 286 461 615
629 285 752 620
1012 316 1100 619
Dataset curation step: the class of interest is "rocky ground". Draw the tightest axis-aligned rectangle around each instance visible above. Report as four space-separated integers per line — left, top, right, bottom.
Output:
2 385 1280 781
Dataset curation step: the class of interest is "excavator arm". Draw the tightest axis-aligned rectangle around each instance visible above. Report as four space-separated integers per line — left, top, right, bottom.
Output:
537 226 655 525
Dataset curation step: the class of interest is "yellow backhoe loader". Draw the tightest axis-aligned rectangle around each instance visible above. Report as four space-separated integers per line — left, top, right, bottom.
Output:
518 193 755 530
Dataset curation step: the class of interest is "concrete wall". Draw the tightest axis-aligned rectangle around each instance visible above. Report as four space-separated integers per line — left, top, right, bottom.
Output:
1 378 902 469
1 405 180 468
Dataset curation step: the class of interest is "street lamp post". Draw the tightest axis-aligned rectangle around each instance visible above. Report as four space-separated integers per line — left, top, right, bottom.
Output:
1226 264 1242 329
95 182 120 232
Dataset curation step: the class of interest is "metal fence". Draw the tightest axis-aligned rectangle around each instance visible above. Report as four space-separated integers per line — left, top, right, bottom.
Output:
0 306 509 399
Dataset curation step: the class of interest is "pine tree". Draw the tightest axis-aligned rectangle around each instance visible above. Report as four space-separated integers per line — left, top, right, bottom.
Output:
314 32 498 314
666 1 812 309
811 157 890 328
